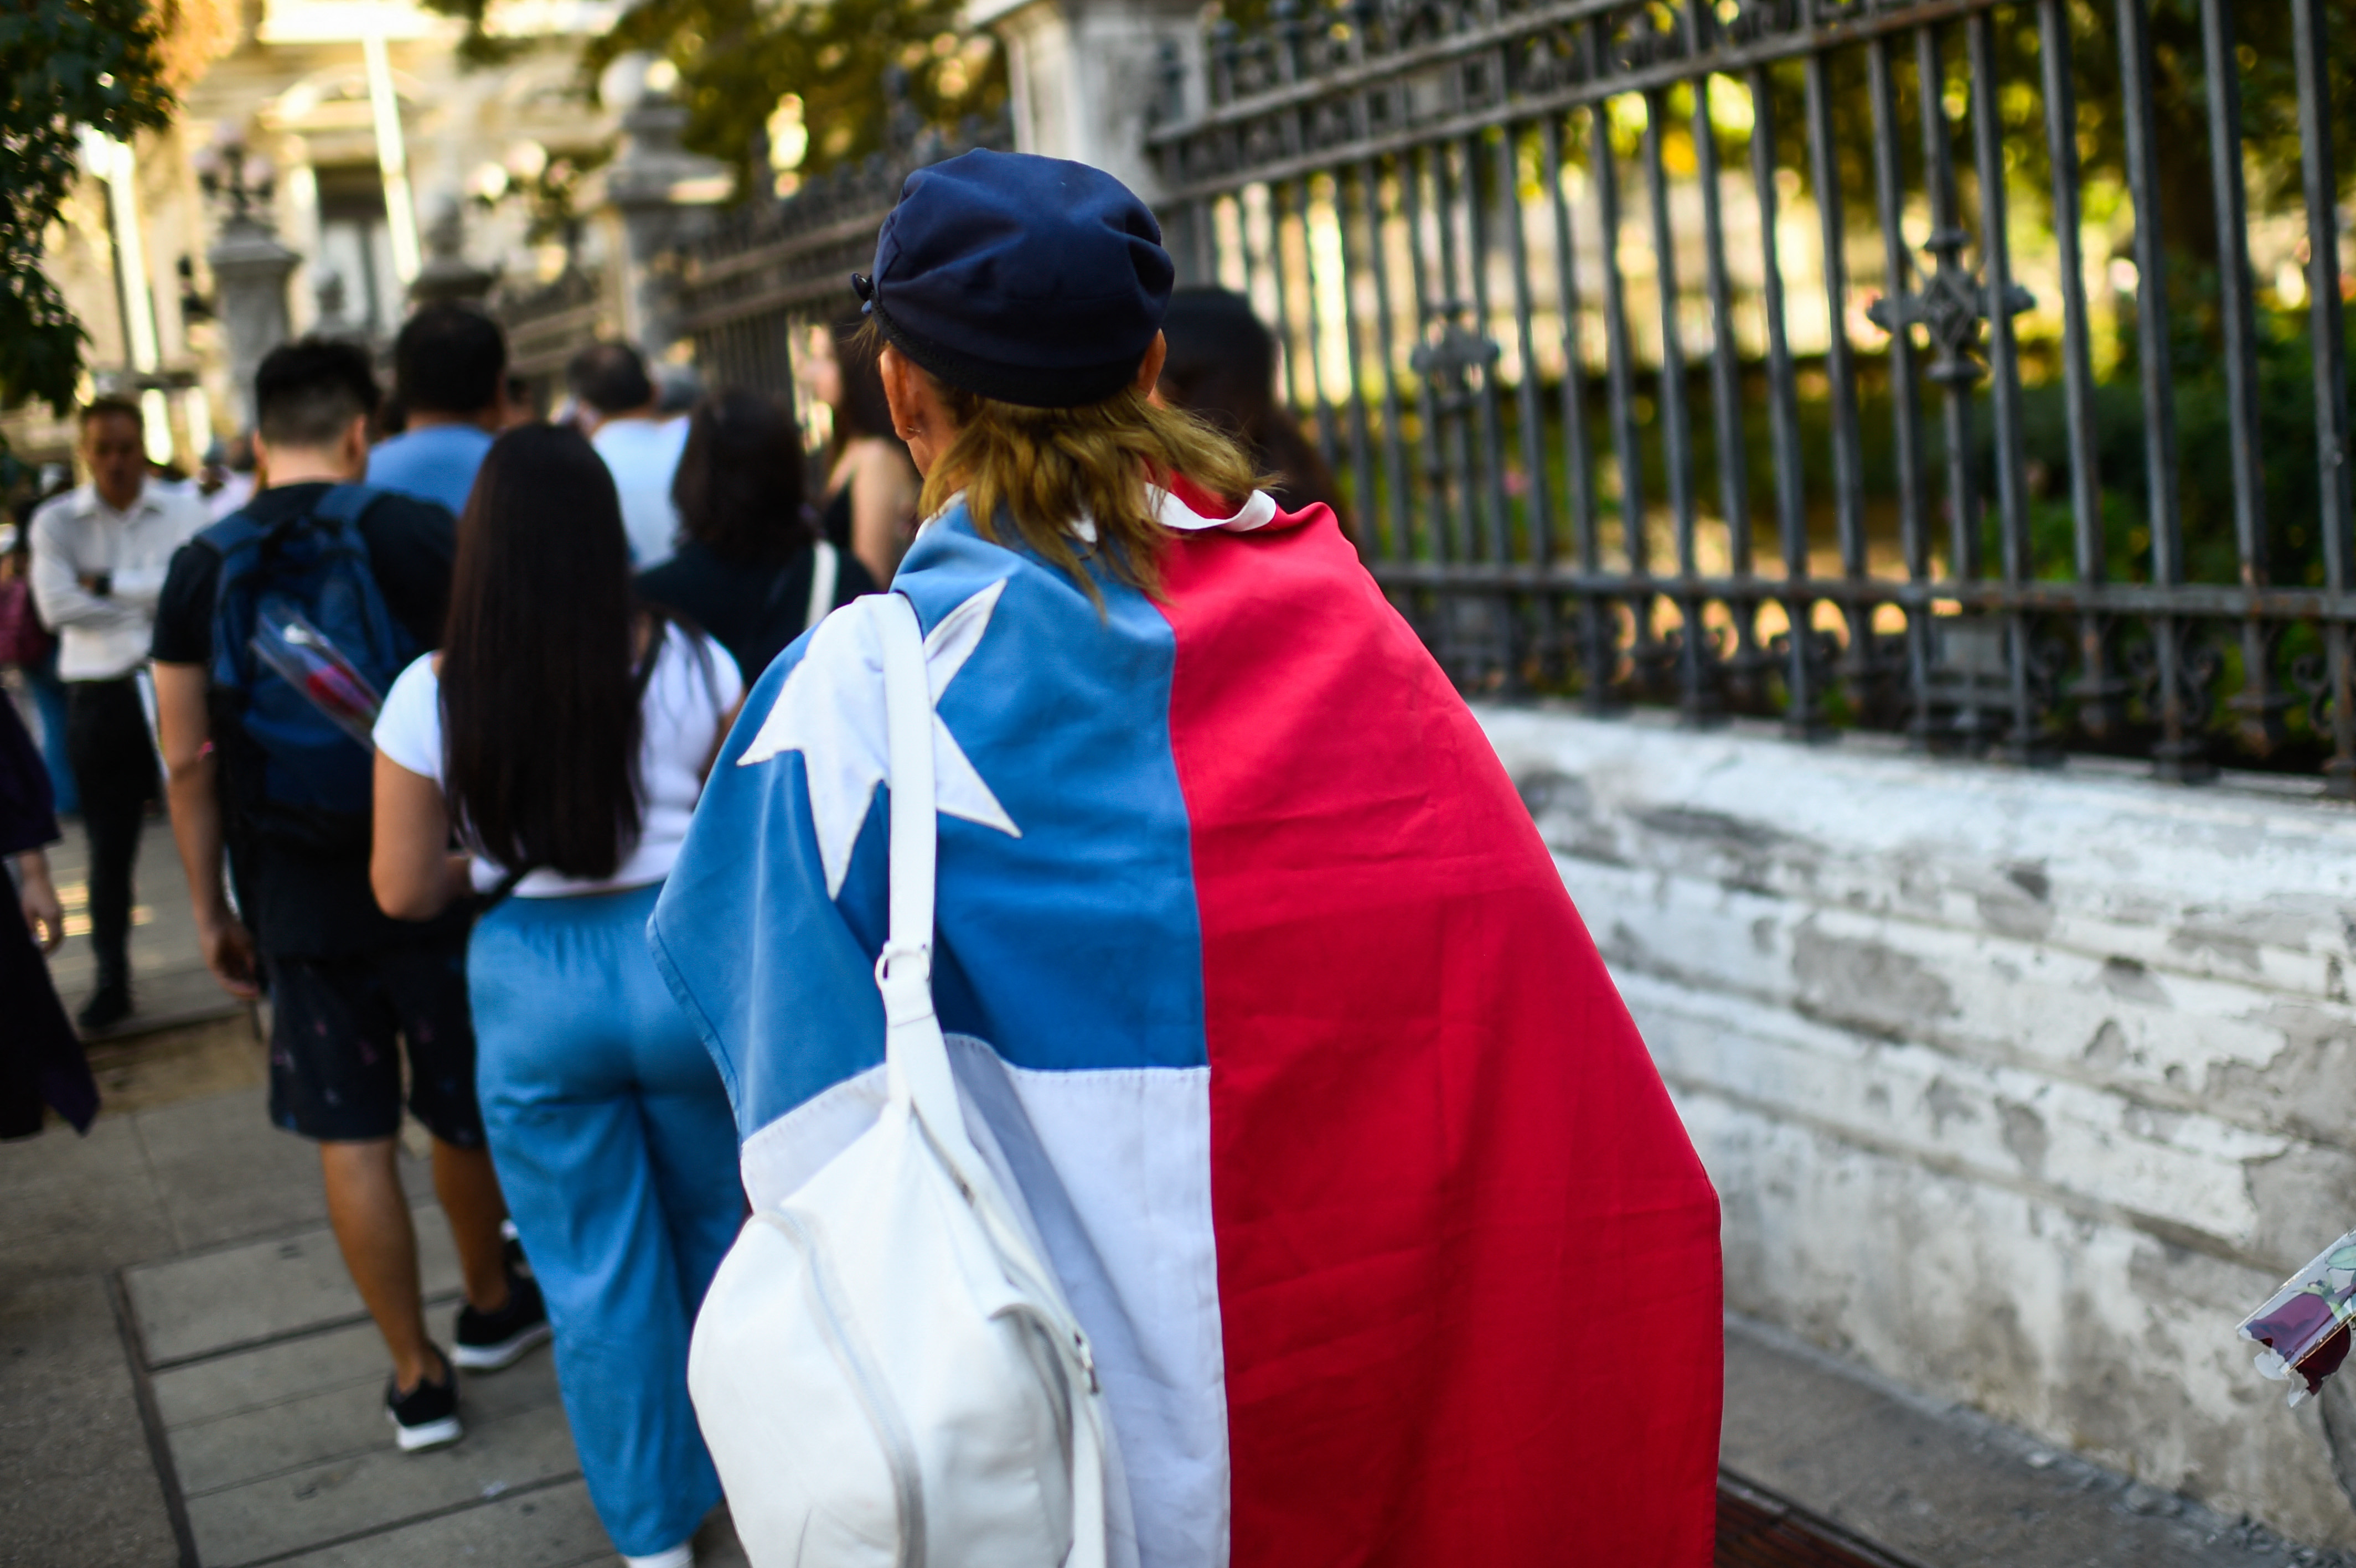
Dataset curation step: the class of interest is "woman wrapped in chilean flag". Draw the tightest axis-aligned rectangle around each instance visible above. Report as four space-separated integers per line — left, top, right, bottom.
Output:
652 148 1723 1567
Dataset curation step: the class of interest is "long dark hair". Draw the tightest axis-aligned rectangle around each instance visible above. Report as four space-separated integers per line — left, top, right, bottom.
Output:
441 425 643 881
671 387 812 566
1158 287 1354 539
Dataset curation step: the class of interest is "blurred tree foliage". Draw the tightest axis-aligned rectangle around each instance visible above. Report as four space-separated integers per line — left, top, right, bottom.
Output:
0 0 176 420
425 0 1007 196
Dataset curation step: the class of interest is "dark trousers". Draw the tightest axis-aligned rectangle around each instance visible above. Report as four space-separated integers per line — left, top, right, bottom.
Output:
64 677 154 991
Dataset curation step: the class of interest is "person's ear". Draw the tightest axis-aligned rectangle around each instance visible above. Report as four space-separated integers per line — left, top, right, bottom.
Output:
339 414 370 477
879 344 919 437
250 434 272 490
1134 331 1167 397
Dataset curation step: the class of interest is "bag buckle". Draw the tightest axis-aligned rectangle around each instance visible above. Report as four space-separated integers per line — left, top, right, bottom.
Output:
874 940 933 1024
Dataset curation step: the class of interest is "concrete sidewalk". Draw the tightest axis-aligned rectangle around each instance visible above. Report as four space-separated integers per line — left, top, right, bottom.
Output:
7 1016 2355 1567
1 1026 743 1567
40 807 247 1044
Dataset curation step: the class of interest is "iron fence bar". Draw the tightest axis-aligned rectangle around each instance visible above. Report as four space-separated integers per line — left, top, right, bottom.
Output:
1335 18 1387 548
1333 168 1381 552
1912 21 1995 749
1805 47 1871 721
1150 0 2008 158
1642 86 1712 724
1501 126 1554 568
1234 185 1263 346
1293 175 1346 484
2291 0 2356 797
1356 157 1415 562
1592 81 1661 685
1400 145 1451 563
1866 34 1933 744
1690 70 1760 709
675 210 898 287
1591 92 1642 583
1747 63 1822 740
2110 0 2199 780
1499 127 1554 680
1543 113 1617 710
2198 0 2282 759
2035 0 2119 742
1967 9 2041 763
1265 183 1314 484
1433 141 1479 571
1463 133 1513 567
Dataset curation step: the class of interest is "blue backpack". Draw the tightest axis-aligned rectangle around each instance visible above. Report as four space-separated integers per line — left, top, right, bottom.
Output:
198 485 418 852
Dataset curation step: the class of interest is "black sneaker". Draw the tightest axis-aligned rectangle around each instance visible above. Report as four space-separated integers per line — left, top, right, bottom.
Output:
452 1271 551 1372
386 1348 462 1451
76 984 131 1033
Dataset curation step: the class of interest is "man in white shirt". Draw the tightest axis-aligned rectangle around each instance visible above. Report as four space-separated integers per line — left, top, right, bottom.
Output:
28 398 208 1029
566 341 686 568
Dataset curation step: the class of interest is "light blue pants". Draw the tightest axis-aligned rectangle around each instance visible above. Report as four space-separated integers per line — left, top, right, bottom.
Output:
26 653 78 817
469 881 743 1557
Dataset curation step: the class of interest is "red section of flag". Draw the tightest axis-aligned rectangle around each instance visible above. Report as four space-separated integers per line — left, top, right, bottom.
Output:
1158 492 1723 1566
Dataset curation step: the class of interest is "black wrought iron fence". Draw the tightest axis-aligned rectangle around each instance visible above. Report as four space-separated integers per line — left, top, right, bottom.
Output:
1146 0 2356 793
674 100 1011 421
493 265 616 415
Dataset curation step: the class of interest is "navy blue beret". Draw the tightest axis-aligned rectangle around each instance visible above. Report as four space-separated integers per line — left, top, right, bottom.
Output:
852 150 1174 410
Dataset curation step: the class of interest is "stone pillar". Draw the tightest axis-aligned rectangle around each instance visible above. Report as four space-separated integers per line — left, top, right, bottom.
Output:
205 149 300 431
597 55 731 360
407 196 498 309
968 0 1202 208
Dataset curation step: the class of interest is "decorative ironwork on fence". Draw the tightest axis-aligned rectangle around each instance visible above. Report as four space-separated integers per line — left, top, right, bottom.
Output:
675 92 1012 408
494 264 615 411
1147 0 2356 794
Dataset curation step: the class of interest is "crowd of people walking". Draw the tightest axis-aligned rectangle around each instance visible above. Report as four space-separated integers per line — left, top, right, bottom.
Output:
4 147 1714 1568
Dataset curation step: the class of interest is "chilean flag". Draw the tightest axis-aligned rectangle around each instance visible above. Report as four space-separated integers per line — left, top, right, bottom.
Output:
650 483 1723 1566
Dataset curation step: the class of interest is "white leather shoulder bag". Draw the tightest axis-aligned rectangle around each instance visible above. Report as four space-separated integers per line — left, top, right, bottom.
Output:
688 590 1110 1568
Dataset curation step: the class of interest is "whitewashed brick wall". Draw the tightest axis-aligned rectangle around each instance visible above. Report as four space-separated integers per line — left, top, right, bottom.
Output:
1474 703 2356 1548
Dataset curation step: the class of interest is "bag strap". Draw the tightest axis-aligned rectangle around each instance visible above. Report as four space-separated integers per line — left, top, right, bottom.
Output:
874 591 962 1148
310 483 384 530
804 540 840 635
873 591 1109 1568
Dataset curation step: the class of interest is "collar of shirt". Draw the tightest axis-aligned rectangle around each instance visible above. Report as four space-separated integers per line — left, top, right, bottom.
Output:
60 483 168 526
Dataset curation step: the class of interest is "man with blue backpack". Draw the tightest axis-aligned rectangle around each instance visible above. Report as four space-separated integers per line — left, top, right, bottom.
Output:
151 338 549 1451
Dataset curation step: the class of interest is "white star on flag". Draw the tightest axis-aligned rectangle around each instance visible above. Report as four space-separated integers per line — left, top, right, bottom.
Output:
736 581 1021 897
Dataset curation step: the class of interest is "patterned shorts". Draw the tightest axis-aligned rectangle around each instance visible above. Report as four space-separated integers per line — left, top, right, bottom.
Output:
264 941 485 1147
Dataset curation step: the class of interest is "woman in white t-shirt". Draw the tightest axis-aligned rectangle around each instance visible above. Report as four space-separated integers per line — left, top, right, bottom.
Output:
370 425 745 1568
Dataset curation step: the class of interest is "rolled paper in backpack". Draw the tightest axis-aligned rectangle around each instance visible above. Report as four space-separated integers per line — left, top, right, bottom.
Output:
2238 1229 2356 1406
250 604 385 750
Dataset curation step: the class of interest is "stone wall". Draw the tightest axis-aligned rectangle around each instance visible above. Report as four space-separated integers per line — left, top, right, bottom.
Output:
1474 703 2356 1549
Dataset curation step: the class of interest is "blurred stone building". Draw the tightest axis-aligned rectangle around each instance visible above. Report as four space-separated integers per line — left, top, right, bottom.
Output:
12 0 637 469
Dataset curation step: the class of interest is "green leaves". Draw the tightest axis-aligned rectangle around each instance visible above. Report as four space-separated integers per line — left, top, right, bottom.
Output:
581 0 1005 198
0 0 174 415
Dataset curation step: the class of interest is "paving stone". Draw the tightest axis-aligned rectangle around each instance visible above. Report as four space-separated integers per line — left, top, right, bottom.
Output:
183 1399 580 1567
170 1350 563 1498
86 1015 268 1120
43 814 223 1035
0 1272 181 1568
126 1208 461 1367
153 1319 388 1429
132 1085 326 1252
260 1478 614 1568
0 1111 173 1281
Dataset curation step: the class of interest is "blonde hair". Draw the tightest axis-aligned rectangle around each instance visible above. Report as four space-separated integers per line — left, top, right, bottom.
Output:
913 370 1261 602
